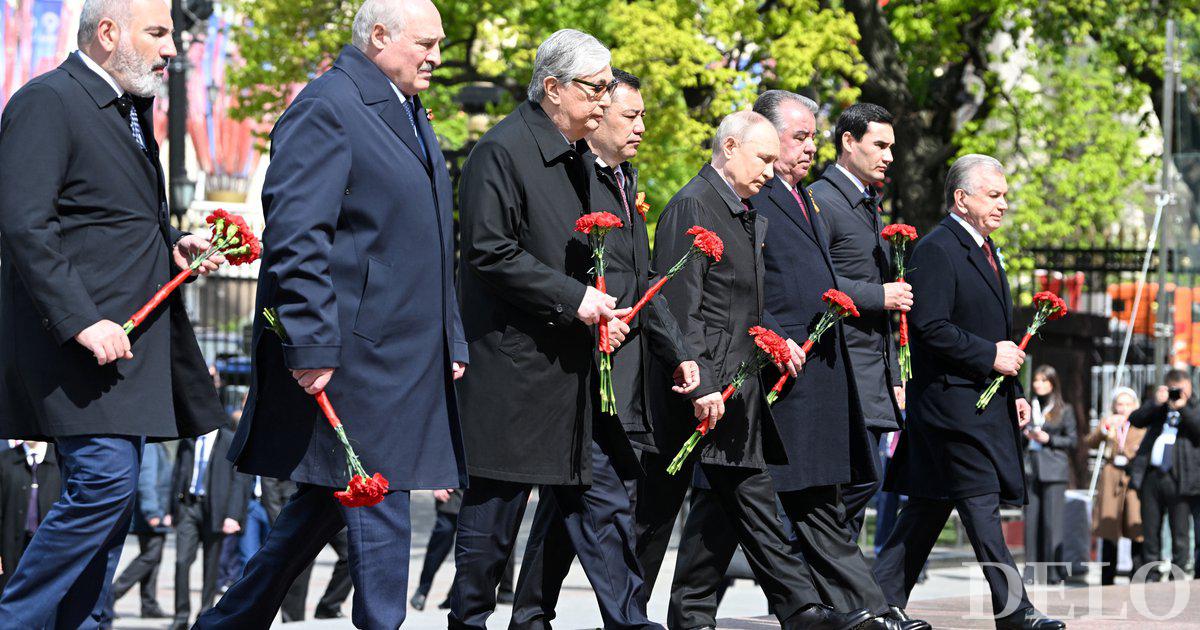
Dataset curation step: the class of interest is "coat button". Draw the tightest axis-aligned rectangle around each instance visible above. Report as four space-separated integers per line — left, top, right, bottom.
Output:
41 318 49 327
345 187 351 195
555 304 564 314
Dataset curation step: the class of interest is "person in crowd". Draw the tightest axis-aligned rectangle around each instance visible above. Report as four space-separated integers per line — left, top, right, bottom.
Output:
654 110 870 630
197 1 467 627
873 154 1064 630
451 28 661 630
506 68 696 630
0 1 226 625
109 440 172 618
1084 387 1146 585
1129 369 1200 581
410 489 514 612
809 103 909 541
170 425 247 629
1021 365 1078 584
0 441 62 592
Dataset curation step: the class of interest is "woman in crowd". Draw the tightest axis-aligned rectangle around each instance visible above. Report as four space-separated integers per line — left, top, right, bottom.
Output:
1022 365 1079 584
1084 386 1146 585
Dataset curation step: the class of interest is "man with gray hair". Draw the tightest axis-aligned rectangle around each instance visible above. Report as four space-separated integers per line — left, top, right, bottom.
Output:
0 1 228 626
451 29 655 629
874 155 1065 630
196 0 466 627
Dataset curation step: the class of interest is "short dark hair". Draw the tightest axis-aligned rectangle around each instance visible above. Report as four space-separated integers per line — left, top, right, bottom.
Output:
833 103 893 157
612 68 641 91
1166 368 1191 385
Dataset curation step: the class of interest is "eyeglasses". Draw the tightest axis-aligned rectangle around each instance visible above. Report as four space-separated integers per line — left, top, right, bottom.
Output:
570 77 616 101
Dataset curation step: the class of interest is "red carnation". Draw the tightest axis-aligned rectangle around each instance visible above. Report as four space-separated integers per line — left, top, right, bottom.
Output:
334 472 390 508
687 225 724 262
821 289 860 318
750 326 791 365
977 291 1070 409
575 211 624 234
1033 291 1069 320
881 223 918 241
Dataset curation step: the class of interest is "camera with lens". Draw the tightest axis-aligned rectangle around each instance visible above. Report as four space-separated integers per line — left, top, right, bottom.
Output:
1169 387 1184 402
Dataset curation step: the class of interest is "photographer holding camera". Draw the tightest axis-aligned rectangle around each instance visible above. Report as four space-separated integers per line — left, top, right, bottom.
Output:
1129 369 1200 581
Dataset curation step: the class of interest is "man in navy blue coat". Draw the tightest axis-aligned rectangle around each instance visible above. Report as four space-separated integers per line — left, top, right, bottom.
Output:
873 155 1064 630
197 1 467 627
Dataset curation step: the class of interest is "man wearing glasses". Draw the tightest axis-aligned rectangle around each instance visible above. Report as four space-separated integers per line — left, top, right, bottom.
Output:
451 30 660 630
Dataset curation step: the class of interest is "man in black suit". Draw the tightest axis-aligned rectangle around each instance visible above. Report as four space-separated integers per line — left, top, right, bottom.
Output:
0 442 62 592
170 427 248 629
653 110 870 630
507 68 697 629
0 2 226 626
452 30 663 630
809 103 910 540
873 155 1064 629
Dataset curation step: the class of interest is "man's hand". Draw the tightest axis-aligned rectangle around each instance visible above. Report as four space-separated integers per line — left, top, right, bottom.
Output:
993 341 1025 377
148 516 162 528
1015 397 1032 428
1030 429 1050 444
777 339 806 377
893 385 906 411
163 515 172 528
433 489 453 503
576 286 618 325
672 361 700 394
292 368 335 395
452 362 467 381
1169 392 1188 411
222 518 241 535
1154 385 1169 405
607 316 630 350
883 281 914 312
173 234 226 276
693 392 725 432
75 320 132 365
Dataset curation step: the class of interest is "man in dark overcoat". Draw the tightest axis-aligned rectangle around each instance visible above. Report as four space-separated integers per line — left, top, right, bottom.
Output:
450 30 663 630
0 2 225 626
0 442 62 592
873 155 1064 630
198 1 467 627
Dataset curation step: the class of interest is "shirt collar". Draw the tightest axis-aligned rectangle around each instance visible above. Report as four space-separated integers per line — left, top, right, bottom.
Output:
76 50 123 98
22 442 46 465
700 163 748 216
834 163 868 196
387 81 408 105
950 212 986 247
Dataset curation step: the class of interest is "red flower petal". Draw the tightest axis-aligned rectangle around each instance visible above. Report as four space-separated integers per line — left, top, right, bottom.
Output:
574 212 623 234
881 223 918 241
821 289 860 318
334 472 390 508
686 226 724 261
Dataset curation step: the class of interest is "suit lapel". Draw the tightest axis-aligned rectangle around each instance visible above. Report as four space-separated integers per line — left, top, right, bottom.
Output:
944 216 1006 309
754 212 768 314
766 178 818 248
377 99 431 174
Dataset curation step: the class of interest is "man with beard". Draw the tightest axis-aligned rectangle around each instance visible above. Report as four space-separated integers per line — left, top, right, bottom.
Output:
451 31 660 630
808 103 910 543
506 68 698 630
654 111 871 630
0 0 226 626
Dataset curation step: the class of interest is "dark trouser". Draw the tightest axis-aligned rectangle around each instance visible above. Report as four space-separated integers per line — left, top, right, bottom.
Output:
841 428 885 543
874 438 902 555
1139 469 1191 573
1191 498 1200 578
631 449 694 603
173 500 225 625
0 435 143 629
509 470 638 629
278 529 352 621
1022 479 1067 582
873 493 1032 618
1099 537 1144 586
218 529 243 588
111 532 166 612
417 510 459 595
195 484 412 630
668 466 822 630
449 437 656 630
237 499 270 577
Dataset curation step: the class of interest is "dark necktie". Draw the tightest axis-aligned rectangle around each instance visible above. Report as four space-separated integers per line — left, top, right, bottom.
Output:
863 189 879 214
789 187 810 223
402 97 429 162
25 455 40 534
614 168 632 221
115 95 147 152
981 240 1001 283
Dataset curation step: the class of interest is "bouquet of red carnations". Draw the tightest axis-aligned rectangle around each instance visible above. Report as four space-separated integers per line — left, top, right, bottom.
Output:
882 223 918 382
766 289 860 405
263 308 389 507
666 326 791 474
976 291 1069 410
123 209 261 333
576 212 624 415
620 226 723 324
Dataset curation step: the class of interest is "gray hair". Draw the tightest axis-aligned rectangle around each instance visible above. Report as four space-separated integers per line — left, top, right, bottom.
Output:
352 0 408 51
712 110 772 160
77 0 130 48
753 90 818 133
944 154 1004 210
527 29 611 103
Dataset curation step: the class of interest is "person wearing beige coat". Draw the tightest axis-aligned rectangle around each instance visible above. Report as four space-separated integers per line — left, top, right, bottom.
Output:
1084 387 1146 585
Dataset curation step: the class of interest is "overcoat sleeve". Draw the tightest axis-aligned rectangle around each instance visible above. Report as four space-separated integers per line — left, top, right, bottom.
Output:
653 199 719 399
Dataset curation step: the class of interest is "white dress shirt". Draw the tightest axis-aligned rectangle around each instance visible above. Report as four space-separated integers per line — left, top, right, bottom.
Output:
834 163 868 196
76 50 123 98
189 430 218 495
950 212 986 248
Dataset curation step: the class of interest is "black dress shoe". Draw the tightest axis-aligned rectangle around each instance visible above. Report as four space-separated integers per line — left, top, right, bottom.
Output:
883 606 931 630
995 608 1066 630
787 604 873 630
141 605 170 619
438 597 452 609
314 608 345 619
410 592 428 611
